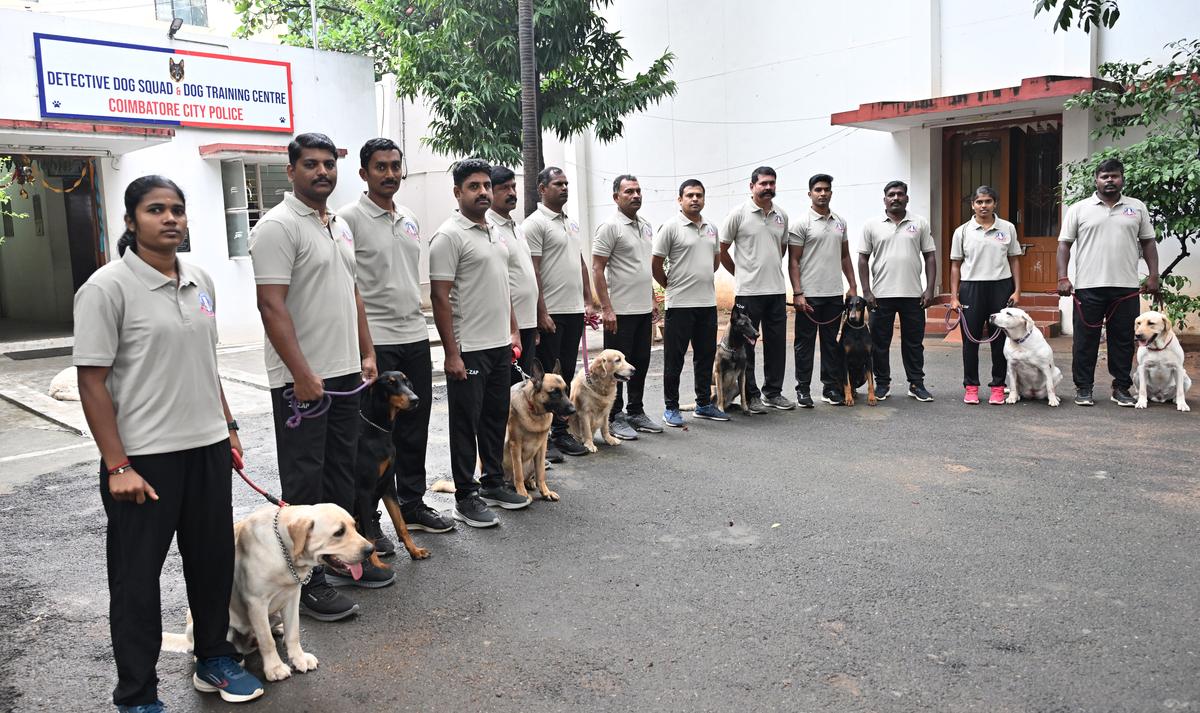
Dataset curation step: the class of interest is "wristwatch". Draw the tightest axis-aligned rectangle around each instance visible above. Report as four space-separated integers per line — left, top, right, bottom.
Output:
227 420 239 432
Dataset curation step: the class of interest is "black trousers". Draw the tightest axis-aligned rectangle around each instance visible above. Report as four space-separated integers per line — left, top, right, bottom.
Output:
537 312 584 437
369 340 432 510
736 293 787 399
793 296 844 396
958 279 1013 387
663 306 717 410
270 371 360 512
869 296 926 388
1072 286 1140 391
446 346 510 498
101 440 237 706
512 327 538 385
603 311 652 417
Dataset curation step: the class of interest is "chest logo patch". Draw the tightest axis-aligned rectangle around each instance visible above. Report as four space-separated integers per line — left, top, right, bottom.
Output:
402 220 419 240
198 291 215 317
1122 206 1138 217
568 221 580 236
704 225 717 239
906 224 918 234
833 221 845 233
641 223 653 239
773 214 785 226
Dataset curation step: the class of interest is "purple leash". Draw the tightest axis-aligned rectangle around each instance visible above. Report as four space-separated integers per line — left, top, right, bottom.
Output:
945 305 1003 344
282 377 375 428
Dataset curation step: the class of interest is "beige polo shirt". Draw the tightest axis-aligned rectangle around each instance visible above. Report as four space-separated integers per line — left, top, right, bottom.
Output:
652 212 719 309
1059 193 1154 289
860 212 936 298
339 193 428 346
429 212 512 352
250 192 361 388
523 203 584 314
720 199 789 296
73 250 227 456
487 209 539 330
788 209 849 298
592 211 655 315
951 217 1021 281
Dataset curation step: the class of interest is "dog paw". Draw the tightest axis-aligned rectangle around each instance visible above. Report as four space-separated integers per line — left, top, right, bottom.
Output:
264 661 292 681
1047 396 1060 407
1178 402 1190 412
866 398 876 407
1136 399 1148 409
541 490 560 501
585 442 598 453
1005 394 1019 404
290 652 319 673
408 546 431 560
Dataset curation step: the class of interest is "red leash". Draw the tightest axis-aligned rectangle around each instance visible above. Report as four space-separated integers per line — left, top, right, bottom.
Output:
790 302 843 326
1070 290 1142 330
232 448 287 507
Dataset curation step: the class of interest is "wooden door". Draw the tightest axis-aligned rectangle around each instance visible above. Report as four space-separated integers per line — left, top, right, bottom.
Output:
1012 126 1062 292
943 129 1010 289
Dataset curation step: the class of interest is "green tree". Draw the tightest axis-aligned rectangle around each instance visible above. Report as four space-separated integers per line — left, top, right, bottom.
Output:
234 0 677 171
1063 39 1200 326
1034 0 1120 32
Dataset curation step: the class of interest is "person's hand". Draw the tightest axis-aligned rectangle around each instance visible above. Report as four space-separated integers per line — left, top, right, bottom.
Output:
534 330 541 346
1142 276 1161 297
444 353 467 381
1057 277 1074 297
510 330 522 352
794 294 811 313
538 310 556 334
585 302 598 323
863 288 876 308
949 295 962 312
360 354 378 382
846 287 858 299
109 468 158 504
601 306 617 333
921 290 936 309
230 431 243 459
292 371 325 402
1007 292 1020 308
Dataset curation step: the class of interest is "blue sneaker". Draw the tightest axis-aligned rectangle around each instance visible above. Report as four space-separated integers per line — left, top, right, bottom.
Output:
694 404 730 421
663 409 685 427
117 703 164 713
193 656 264 703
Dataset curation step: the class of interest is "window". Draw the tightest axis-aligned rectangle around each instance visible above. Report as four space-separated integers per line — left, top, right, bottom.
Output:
245 164 290 228
155 0 208 27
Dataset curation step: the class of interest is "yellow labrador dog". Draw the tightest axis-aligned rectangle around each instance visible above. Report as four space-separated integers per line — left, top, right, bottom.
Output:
1133 310 1192 411
163 504 374 682
568 349 636 453
989 307 1063 406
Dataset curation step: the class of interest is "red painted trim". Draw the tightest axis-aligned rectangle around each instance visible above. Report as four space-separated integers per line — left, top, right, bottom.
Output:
173 48 291 68
0 117 174 137
830 75 1116 126
198 143 349 158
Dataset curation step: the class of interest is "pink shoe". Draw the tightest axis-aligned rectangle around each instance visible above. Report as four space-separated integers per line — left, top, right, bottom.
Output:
989 386 1006 405
963 385 980 404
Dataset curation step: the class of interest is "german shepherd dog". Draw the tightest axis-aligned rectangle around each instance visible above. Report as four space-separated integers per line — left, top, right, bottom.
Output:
354 371 430 562
503 359 576 501
712 304 760 413
839 296 876 406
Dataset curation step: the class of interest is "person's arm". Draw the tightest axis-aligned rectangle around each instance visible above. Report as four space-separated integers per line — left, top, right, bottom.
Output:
581 256 596 317
652 255 668 289
787 244 809 313
1008 256 1022 306
949 261 963 311
857 253 874 306
354 286 377 382
78 366 158 504
840 242 858 296
510 305 521 351
256 284 323 401
592 254 616 333
1056 242 1074 295
430 280 464 380
1141 239 1160 294
922 251 937 308
529 256 555 333
219 385 242 458
719 242 736 275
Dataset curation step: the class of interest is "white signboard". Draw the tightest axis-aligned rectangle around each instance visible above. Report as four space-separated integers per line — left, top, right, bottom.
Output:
35 33 293 132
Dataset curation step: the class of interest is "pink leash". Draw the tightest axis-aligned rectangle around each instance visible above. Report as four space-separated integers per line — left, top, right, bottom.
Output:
282 377 375 428
944 305 1003 344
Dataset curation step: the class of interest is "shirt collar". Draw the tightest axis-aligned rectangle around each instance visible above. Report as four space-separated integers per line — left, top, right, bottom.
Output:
123 248 195 291
678 211 706 230
969 217 1001 232
883 211 910 225
452 211 492 235
747 198 778 217
1092 191 1127 207
357 192 395 220
537 203 567 221
486 208 514 227
284 192 339 223
613 211 642 227
809 208 836 221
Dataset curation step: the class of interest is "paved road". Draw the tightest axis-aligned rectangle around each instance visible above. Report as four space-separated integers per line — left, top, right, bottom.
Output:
2 340 1198 712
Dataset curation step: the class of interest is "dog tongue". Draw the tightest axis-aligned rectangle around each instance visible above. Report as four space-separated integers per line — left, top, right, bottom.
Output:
348 562 363 580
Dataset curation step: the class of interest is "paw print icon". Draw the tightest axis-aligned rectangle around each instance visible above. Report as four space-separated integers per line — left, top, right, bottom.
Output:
279 116 286 123
53 100 62 108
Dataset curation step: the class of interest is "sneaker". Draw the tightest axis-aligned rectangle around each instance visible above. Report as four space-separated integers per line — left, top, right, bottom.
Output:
1111 387 1136 407
299 578 359 621
694 404 731 421
627 412 664 433
821 391 845 406
745 395 769 414
326 558 395 588
365 510 395 557
1074 388 1095 406
479 481 532 510
963 385 980 404
663 408 685 427
117 703 165 713
452 493 499 528
608 414 639 441
763 393 796 410
989 386 1006 405
193 656 265 703
874 384 890 401
907 384 934 402
403 504 455 533
552 432 589 457
795 391 814 409
545 440 565 463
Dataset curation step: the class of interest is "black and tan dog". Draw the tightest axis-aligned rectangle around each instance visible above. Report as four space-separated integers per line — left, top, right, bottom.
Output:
838 296 876 406
712 304 760 413
503 359 575 501
354 370 430 562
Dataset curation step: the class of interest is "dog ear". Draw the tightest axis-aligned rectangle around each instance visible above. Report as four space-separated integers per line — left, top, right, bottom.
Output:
287 515 315 558
1023 312 1036 334
530 358 545 384
1162 314 1174 335
551 359 562 375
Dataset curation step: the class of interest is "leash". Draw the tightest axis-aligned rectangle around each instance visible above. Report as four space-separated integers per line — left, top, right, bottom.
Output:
944 304 1003 344
580 311 602 365
232 448 287 507
231 449 313 585
790 301 843 326
1069 290 1142 330
282 377 375 428
511 344 530 381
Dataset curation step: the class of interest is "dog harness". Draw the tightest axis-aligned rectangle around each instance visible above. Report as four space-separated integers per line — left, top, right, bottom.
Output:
274 507 314 586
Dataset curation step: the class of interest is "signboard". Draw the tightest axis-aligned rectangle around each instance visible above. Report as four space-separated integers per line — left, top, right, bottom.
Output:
34 33 293 133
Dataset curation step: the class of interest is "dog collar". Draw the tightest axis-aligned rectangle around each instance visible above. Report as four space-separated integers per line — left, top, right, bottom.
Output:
274 507 314 586
1146 333 1174 351
358 410 390 433
1013 327 1035 344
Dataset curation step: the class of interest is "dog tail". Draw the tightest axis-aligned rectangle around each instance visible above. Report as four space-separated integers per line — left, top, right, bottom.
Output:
678 403 697 412
161 609 195 653
430 478 456 494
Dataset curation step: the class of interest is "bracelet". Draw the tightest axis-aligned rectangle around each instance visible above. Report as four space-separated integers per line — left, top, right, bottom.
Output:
227 419 239 432
107 460 131 475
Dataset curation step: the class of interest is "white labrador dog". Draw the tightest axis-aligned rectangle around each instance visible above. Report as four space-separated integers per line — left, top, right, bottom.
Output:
1133 310 1192 411
163 503 375 682
989 307 1063 407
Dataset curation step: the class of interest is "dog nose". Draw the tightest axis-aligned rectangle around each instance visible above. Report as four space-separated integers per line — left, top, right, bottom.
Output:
361 544 375 559
409 395 420 408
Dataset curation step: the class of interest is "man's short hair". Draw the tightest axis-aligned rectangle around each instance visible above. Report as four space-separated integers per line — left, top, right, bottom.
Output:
750 166 776 184
452 158 493 187
288 132 338 165
613 174 638 194
537 166 565 188
490 166 516 186
1095 157 1125 176
678 178 705 197
883 180 908 195
359 138 401 168
808 173 834 191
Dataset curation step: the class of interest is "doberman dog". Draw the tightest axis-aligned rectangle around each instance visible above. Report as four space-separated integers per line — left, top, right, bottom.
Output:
712 304 760 413
353 370 430 563
838 296 876 406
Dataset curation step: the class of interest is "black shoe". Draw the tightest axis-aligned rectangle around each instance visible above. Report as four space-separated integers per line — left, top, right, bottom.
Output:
402 504 455 533
608 414 639 441
545 440 565 463
763 393 796 410
1075 388 1095 406
626 412 664 433
553 432 589 456
325 558 395 588
479 481 532 510
907 383 934 402
1111 387 1136 407
299 578 359 621
821 391 844 406
365 510 395 557
795 391 814 409
745 395 769 414
875 385 890 401
452 493 499 528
